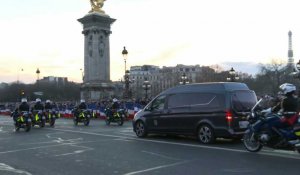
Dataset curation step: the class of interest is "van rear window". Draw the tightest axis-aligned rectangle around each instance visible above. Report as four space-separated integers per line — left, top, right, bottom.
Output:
232 91 257 112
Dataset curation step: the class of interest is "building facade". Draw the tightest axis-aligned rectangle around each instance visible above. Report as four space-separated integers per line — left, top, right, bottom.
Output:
128 64 202 99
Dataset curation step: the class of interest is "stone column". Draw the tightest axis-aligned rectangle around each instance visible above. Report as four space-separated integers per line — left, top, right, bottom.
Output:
78 13 116 100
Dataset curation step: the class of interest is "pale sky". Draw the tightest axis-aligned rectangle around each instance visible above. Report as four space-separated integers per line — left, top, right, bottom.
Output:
1 0 300 83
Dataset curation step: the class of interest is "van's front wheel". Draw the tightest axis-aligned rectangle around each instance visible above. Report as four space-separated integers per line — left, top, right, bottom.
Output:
135 121 147 138
198 124 216 144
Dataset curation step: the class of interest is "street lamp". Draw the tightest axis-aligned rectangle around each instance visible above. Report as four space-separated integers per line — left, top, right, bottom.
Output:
142 79 151 100
80 68 84 82
122 46 128 73
179 73 189 85
17 68 24 84
123 70 131 99
226 67 239 82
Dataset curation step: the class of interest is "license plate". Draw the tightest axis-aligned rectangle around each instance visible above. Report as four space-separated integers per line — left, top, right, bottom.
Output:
239 121 249 128
27 119 31 122
42 116 46 119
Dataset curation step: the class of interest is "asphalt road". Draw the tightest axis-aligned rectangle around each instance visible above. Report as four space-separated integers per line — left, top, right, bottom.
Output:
1 115 300 175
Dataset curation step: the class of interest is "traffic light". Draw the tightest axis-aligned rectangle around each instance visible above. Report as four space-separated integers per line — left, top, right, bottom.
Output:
21 90 25 96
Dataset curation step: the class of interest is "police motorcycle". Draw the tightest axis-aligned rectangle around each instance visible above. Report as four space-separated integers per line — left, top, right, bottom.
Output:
31 110 46 128
104 108 124 126
44 109 57 127
11 111 32 132
243 97 300 153
73 109 91 126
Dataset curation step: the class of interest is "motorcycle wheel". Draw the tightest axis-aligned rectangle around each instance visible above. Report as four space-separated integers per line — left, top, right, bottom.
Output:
25 122 31 132
50 118 55 127
243 131 263 152
73 118 78 126
15 123 20 132
118 118 124 126
40 119 45 128
105 118 110 125
84 118 90 126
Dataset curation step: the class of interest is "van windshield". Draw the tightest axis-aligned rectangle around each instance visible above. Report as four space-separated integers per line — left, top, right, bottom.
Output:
232 91 257 112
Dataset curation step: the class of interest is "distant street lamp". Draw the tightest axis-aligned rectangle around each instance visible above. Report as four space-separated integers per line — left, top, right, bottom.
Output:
36 68 41 90
179 73 189 85
123 70 132 99
122 46 128 73
17 68 24 84
142 79 151 100
226 67 239 82
80 68 84 82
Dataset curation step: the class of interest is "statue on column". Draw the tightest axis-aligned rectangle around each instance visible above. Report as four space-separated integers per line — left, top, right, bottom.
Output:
89 0 106 14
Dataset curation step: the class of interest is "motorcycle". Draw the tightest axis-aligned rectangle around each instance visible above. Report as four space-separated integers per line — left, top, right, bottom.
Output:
243 98 300 153
104 108 124 126
31 110 46 128
44 109 57 127
73 109 91 126
12 111 32 132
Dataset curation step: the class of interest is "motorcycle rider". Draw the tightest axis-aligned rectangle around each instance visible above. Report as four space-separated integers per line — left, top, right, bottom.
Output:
12 98 30 123
268 83 299 131
32 98 44 111
74 99 87 118
45 100 52 110
111 98 120 110
31 98 45 121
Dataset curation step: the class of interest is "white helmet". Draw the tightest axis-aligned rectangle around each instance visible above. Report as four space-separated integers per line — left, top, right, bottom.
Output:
279 83 296 95
46 100 51 103
80 99 85 103
36 98 41 103
21 98 27 103
113 98 118 102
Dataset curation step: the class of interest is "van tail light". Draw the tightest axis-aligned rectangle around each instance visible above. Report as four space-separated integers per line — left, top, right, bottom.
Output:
226 110 233 123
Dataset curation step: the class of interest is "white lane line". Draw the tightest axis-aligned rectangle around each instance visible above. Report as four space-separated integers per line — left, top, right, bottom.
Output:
141 150 181 161
0 143 75 154
47 128 300 160
0 163 32 175
123 161 188 175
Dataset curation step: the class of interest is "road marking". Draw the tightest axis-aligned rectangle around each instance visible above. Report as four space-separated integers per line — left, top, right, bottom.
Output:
47 128 300 160
141 150 181 161
123 161 188 175
0 143 76 154
0 163 32 175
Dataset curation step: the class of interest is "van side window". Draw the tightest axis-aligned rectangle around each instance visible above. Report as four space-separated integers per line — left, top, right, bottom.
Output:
168 93 224 111
151 95 166 111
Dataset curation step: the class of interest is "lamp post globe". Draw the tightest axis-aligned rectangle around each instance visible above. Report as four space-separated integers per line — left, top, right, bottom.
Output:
122 46 128 73
142 80 151 100
227 67 239 82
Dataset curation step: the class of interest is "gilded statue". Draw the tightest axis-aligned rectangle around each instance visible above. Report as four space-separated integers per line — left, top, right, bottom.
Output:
89 0 106 14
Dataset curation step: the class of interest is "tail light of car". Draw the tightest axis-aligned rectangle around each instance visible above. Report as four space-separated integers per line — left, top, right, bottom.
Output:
226 110 233 124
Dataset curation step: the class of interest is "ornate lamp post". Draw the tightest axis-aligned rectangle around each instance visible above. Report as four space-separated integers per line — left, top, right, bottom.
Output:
179 73 189 85
142 79 151 100
122 46 128 73
226 67 239 82
80 68 84 82
123 70 132 99
36 68 40 89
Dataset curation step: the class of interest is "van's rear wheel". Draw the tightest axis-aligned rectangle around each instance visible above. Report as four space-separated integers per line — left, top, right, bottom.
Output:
198 124 216 144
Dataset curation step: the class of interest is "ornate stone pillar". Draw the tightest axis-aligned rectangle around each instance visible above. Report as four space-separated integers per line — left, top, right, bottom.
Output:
78 9 116 100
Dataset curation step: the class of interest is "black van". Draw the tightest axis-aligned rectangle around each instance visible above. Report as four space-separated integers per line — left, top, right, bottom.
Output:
132 82 257 144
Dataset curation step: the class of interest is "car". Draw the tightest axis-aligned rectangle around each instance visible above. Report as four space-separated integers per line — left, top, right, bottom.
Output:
132 82 257 144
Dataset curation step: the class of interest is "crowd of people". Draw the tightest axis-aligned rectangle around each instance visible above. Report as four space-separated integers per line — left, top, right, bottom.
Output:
0 98 149 118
